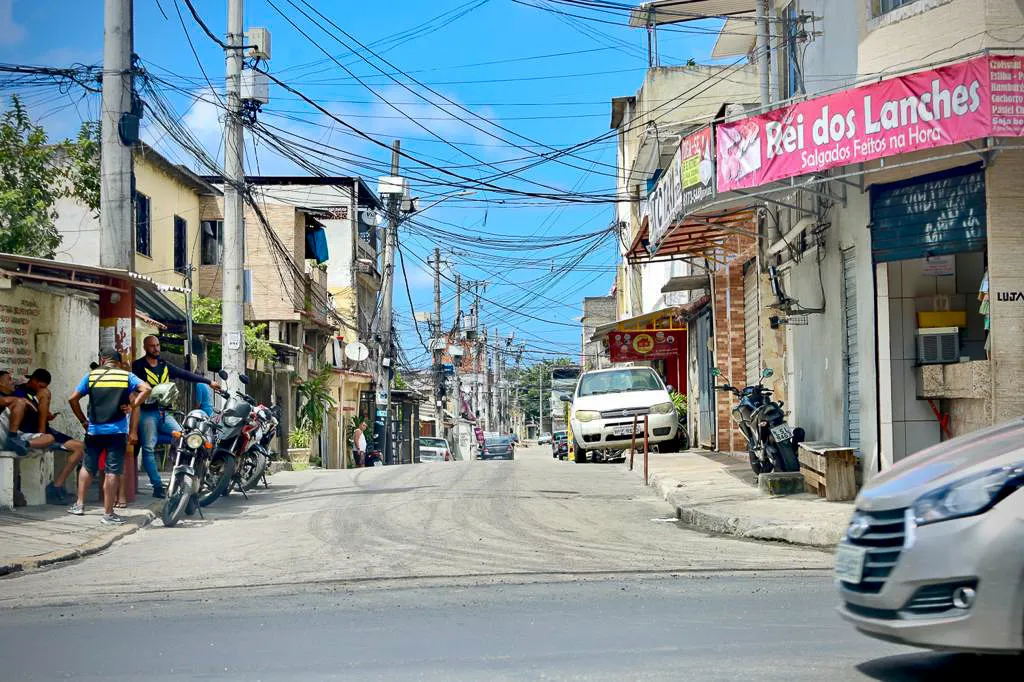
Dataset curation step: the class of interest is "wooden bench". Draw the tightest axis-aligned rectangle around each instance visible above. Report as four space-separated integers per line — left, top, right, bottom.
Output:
798 441 858 502
0 449 54 510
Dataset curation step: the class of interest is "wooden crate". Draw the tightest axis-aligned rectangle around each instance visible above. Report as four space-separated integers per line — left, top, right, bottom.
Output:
797 441 857 502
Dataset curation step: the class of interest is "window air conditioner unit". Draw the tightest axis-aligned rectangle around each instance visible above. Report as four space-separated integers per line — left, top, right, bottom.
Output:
916 327 959 365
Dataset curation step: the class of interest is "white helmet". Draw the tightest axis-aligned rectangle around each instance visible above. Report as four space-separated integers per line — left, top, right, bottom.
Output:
148 382 179 409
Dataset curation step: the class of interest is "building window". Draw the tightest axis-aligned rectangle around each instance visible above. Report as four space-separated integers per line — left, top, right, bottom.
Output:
872 0 917 16
135 192 151 257
201 220 222 265
173 216 187 273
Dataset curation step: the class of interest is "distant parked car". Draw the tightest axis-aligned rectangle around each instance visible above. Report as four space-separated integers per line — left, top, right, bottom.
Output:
552 431 568 459
479 436 514 461
836 416 1024 654
537 433 552 445
419 437 452 462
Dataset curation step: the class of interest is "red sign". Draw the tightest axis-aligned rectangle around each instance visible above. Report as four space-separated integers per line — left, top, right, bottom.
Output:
608 330 682 363
716 55 1024 192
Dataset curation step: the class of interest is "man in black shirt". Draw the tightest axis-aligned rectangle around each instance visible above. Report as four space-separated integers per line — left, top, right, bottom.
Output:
132 336 219 498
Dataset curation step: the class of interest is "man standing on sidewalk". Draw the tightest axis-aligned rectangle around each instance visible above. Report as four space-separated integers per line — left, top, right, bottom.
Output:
67 351 151 525
132 336 218 498
352 420 367 467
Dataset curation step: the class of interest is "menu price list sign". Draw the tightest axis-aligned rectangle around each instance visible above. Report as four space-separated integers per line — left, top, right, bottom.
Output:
0 300 40 377
989 56 1024 136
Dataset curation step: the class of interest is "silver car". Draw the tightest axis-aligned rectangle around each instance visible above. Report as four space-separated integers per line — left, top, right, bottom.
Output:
836 417 1024 653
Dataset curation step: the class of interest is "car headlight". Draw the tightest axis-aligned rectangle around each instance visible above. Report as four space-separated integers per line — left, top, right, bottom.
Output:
649 402 675 415
185 432 205 449
912 464 1024 526
574 410 600 422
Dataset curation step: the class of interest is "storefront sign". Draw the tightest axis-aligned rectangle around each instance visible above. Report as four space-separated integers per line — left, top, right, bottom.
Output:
608 330 681 363
716 55 1024 192
647 146 683 254
922 255 956 277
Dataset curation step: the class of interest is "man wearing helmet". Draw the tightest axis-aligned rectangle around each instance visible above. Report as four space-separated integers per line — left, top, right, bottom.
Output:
132 336 219 498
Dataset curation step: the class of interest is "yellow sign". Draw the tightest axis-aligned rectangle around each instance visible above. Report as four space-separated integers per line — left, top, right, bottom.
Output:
682 152 701 188
632 333 655 355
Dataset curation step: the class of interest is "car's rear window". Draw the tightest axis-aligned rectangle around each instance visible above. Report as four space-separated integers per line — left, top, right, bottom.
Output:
484 438 509 446
420 438 447 448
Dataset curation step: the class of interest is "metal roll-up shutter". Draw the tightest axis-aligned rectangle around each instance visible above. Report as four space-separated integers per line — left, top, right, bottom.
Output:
743 261 760 384
842 248 860 452
870 164 987 263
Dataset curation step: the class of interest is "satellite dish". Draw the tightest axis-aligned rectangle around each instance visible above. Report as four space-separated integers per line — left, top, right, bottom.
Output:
360 209 384 227
345 341 370 362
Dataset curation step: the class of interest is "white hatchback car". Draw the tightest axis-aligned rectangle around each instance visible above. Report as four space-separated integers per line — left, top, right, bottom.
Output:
564 367 679 459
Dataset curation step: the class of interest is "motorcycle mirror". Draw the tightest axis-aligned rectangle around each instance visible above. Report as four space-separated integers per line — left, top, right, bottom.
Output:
239 374 250 385
711 368 721 377
762 368 774 379
218 369 229 380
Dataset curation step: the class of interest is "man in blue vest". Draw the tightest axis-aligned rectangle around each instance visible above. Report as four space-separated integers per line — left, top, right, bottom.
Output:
68 351 151 524
132 336 219 498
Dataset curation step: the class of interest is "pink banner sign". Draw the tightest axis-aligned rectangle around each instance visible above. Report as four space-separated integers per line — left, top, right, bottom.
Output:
717 55 1022 192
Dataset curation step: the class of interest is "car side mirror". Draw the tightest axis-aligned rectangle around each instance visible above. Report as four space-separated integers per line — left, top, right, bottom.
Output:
559 393 572 403
218 369 229 380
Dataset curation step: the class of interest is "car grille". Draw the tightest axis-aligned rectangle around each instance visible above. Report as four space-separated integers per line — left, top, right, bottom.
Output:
841 508 906 595
600 407 649 419
902 580 977 615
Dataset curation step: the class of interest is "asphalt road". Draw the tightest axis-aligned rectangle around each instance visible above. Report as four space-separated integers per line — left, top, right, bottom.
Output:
0 445 975 680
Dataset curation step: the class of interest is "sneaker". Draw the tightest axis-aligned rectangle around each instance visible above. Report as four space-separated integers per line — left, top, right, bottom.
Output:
101 513 126 526
152 485 166 499
45 482 67 505
3 434 27 456
67 502 85 516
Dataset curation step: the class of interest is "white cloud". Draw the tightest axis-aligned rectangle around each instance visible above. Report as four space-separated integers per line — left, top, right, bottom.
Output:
0 0 26 47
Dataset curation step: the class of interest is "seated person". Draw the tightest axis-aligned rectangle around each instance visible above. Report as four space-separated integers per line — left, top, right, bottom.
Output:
0 370 54 453
14 368 87 504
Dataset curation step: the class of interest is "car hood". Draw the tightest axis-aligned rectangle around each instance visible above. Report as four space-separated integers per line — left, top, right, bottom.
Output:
572 390 671 412
857 417 1024 511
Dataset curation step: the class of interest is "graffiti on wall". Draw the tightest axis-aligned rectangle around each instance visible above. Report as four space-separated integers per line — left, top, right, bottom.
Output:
0 298 40 376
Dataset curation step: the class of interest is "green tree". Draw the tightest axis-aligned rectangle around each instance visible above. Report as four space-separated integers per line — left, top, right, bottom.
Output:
0 96 99 257
507 357 573 427
296 366 337 437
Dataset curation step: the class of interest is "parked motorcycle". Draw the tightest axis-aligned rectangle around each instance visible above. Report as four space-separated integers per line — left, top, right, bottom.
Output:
161 407 217 527
236 402 280 492
713 367 804 475
198 371 254 507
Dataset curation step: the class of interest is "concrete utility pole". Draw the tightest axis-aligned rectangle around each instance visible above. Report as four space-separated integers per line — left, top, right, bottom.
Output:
453 273 463 423
373 141 401 459
221 0 246 390
99 0 134 272
431 247 443 434
538 367 544 435
756 0 772 108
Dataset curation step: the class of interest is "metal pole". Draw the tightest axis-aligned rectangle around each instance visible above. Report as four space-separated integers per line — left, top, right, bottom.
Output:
432 247 443 435
221 0 245 391
454 273 463 425
756 0 772 108
373 141 401 460
100 0 134 271
643 415 650 486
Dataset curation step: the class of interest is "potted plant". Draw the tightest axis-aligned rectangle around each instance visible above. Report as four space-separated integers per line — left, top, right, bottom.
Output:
287 427 312 468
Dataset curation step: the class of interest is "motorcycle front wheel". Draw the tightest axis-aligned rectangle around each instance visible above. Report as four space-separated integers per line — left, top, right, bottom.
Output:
199 454 236 507
241 449 268 491
747 450 764 476
161 473 192 527
769 441 800 473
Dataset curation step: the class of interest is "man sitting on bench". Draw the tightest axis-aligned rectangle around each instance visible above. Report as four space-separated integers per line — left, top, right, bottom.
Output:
0 370 54 454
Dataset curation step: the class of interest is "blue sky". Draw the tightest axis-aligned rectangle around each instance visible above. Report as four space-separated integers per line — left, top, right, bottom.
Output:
0 0 722 369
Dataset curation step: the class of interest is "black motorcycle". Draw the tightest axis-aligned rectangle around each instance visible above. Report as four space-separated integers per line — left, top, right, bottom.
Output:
713 367 804 475
198 371 254 507
161 407 217 527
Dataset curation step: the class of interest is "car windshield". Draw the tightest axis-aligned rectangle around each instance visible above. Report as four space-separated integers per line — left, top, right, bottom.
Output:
420 438 447 448
577 369 663 397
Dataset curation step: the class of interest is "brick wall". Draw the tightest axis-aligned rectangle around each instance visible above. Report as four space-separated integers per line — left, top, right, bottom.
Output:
712 236 758 453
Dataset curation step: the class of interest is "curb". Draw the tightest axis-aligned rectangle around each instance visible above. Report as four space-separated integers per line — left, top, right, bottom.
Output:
640 468 846 549
0 499 164 577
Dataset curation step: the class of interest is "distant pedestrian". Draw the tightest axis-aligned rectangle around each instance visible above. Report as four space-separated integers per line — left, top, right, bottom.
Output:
352 420 368 467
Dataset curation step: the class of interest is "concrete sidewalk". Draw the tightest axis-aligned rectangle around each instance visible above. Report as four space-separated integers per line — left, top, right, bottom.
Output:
625 450 854 548
0 487 163 577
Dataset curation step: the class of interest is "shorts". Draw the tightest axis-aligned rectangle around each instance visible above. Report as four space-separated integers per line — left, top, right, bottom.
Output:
83 433 128 475
47 428 73 450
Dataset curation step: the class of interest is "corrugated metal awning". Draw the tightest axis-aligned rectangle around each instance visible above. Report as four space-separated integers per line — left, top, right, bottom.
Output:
135 287 187 323
661 274 711 293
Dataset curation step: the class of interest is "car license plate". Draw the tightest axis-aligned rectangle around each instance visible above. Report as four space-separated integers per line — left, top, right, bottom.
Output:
834 543 868 584
771 424 793 442
612 424 643 436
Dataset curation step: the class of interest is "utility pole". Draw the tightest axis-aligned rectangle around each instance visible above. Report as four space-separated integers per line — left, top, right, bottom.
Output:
756 0 771 108
453 273 463 424
221 0 246 391
100 0 134 273
431 247 443 436
538 366 544 435
373 141 401 460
